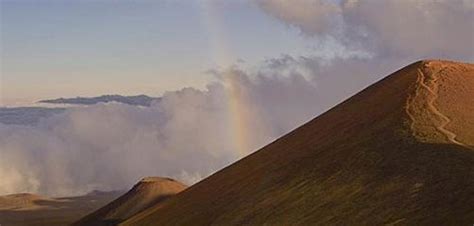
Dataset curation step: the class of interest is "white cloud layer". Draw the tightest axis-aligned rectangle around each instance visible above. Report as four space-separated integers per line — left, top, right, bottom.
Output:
0 70 322 196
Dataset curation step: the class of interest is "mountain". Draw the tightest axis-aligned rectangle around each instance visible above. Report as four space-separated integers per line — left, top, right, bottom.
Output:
74 177 187 226
122 60 474 225
39 95 158 107
0 191 122 226
0 95 159 126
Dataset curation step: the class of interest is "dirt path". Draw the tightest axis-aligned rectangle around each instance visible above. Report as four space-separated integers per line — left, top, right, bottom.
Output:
415 67 467 147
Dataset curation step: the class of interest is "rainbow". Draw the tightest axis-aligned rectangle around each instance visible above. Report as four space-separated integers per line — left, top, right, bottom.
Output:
200 1 253 157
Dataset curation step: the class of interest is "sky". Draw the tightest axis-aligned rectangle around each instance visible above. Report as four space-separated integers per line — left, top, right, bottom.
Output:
2 0 472 106
1 0 315 105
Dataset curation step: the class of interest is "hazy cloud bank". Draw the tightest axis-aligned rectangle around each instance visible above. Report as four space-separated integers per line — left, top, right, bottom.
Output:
0 70 321 196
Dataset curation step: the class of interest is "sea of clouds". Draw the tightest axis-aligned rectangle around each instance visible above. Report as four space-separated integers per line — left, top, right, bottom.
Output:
0 69 325 196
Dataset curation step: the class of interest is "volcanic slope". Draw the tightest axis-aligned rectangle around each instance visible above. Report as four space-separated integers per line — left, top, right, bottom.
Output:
74 177 186 226
123 60 474 225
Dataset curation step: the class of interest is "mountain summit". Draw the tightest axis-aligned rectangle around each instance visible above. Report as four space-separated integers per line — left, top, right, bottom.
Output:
120 60 474 225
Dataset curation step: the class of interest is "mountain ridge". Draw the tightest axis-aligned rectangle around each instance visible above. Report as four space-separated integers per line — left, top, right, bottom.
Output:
38 95 158 107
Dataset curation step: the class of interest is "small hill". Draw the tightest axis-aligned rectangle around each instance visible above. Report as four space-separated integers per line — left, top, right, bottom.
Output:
0 193 50 211
74 177 187 226
122 60 474 225
0 191 121 226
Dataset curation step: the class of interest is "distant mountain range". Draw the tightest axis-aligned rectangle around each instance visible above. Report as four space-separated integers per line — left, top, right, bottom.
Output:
39 95 159 107
0 95 159 126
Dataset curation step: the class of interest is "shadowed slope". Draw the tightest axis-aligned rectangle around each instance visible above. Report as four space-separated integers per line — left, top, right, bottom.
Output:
123 60 474 225
74 177 186 226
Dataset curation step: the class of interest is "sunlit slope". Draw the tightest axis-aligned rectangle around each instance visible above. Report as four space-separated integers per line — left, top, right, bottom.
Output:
123 60 474 225
74 177 186 226
408 61 474 146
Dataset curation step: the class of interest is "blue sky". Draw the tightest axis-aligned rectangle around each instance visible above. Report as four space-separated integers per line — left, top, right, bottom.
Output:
0 0 313 105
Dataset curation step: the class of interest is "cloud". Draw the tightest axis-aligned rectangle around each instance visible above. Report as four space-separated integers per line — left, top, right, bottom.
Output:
0 70 322 196
343 0 474 59
251 0 474 115
257 0 341 34
256 0 474 60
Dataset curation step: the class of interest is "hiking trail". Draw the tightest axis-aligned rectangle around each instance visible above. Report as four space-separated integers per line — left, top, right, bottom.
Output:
406 64 467 147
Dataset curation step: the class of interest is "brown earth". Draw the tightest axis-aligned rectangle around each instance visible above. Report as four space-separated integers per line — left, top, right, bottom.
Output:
0 191 122 226
74 177 186 226
122 60 474 225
